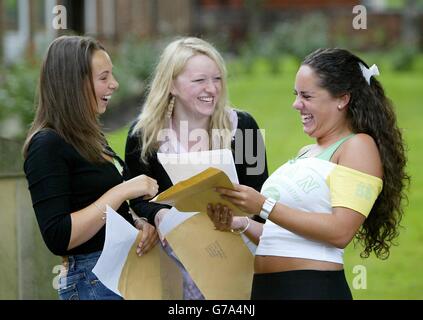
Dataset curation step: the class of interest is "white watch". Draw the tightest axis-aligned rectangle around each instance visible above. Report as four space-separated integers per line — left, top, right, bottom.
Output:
259 198 277 220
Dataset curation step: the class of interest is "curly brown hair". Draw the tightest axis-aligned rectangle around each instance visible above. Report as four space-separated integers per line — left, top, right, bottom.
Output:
303 48 410 259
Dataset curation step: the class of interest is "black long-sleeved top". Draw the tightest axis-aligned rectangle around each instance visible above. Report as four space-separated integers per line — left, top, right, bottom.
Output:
24 130 133 256
124 110 269 225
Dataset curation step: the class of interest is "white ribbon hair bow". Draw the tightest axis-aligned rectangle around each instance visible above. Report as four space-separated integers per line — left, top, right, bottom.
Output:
359 63 380 85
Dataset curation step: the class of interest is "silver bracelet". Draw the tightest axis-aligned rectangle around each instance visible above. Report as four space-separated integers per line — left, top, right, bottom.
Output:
230 216 250 235
133 216 148 224
93 203 106 221
133 216 148 230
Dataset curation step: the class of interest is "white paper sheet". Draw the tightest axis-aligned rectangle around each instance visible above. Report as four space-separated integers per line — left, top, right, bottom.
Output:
158 149 257 254
92 205 138 297
92 207 199 298
158 207 198 237
157 149 239 184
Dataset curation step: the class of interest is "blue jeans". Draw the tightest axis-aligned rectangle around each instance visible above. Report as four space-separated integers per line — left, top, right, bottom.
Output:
58 251 123 300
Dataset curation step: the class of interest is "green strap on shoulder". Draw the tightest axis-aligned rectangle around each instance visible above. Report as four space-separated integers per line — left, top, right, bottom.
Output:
316 134 355 161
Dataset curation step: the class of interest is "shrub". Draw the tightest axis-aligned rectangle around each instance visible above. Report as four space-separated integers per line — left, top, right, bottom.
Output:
111 37 160 107
238 13 329 75
0 60 39 137
388 44 418 71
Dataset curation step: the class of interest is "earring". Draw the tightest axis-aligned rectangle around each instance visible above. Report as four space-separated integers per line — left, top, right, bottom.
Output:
337 104 342 111
166 96 175 118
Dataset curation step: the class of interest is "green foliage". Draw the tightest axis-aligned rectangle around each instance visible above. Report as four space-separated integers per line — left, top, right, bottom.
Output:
388 44 419 71
111 37 160 106
0 60 39 137
240 13 329 75
386 0 406 8
238 39 258 75
257 33 284 74
288 13 329 62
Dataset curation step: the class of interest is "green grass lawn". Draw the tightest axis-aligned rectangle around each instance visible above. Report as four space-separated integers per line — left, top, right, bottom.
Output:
107 59 423 299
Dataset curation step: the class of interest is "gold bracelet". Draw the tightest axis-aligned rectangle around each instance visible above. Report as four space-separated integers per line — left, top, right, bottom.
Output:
93 203 106 221
230 216 250 235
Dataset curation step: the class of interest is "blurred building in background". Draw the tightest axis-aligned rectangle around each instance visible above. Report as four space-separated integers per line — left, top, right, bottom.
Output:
0 0 422 63
0 0 193 63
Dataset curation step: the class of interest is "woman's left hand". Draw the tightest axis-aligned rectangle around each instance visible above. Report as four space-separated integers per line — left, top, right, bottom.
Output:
134 219 159 256
216 184 266 215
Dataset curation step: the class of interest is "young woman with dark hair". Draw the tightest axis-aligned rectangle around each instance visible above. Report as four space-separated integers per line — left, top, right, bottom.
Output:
208 48 409 300
23 36 159 300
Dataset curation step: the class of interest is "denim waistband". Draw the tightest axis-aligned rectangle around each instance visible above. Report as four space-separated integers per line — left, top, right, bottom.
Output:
62 251 102 271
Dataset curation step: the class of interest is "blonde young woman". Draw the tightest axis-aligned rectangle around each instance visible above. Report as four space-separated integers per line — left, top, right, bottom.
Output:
124 37 268 299
23 36 159 300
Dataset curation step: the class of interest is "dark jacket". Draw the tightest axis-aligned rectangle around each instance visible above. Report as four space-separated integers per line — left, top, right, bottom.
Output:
124 110 269 225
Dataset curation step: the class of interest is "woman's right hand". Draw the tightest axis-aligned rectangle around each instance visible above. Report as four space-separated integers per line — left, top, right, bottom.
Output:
207 203 249 233
121 175 159 200
207 203 233 231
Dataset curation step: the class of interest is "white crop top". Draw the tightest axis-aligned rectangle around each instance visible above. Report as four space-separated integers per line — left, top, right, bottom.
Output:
256 157 382 264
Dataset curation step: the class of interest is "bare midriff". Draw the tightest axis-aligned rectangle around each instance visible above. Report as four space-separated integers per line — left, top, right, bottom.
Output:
255 255 343 274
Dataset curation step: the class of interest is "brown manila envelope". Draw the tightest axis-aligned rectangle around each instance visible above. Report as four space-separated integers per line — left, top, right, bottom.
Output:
151 167 248 216
165 212 254 300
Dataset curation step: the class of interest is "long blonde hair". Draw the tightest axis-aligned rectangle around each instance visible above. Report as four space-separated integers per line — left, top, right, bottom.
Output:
132 37 233 163
23 36 107 163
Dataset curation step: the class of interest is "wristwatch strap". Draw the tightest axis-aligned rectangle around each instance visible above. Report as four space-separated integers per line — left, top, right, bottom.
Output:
259 197 277 220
